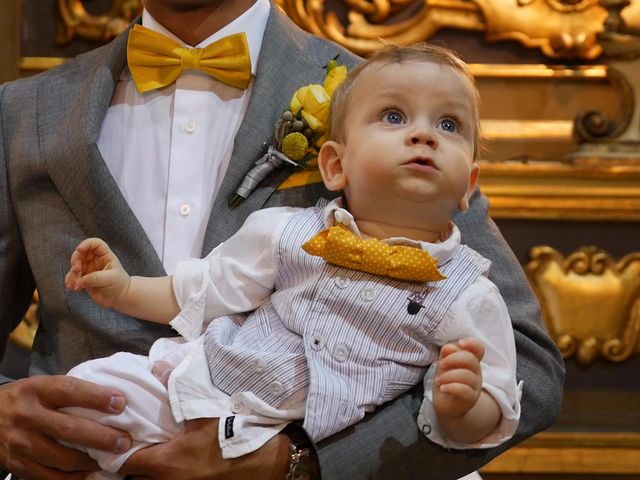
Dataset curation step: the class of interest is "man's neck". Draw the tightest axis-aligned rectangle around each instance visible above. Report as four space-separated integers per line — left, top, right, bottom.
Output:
143 0 258 46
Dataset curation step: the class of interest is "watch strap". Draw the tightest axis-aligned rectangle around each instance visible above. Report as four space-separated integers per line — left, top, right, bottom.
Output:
283 424 320 480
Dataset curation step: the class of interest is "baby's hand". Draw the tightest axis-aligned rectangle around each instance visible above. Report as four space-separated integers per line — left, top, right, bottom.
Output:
432 337 484 419
65 238 130 309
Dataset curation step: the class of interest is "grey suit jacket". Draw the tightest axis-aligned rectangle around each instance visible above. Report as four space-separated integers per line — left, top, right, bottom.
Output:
0 4 564 479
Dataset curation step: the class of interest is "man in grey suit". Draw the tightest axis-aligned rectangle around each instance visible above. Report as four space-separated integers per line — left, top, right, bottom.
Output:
0 0 564 479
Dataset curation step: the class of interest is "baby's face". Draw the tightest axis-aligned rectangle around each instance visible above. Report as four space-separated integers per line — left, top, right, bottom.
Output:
331 60 478 229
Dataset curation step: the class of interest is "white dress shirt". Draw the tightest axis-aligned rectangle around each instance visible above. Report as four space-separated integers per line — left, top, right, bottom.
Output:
97 0 270 274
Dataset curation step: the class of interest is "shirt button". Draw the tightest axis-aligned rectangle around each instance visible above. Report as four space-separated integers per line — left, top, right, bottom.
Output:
184 121 197 133
334 277 349 289
309 333 325 351
252 358 266 373
360 287 376 302
333 344 349 362
269 381 284 397
231 400 244 414
179 203 191 216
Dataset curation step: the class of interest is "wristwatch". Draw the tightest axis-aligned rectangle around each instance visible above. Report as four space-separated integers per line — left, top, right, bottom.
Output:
283 424 320 480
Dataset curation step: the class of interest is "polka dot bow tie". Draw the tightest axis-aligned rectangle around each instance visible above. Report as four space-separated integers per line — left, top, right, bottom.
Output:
302 225 447 282
127 25 252 93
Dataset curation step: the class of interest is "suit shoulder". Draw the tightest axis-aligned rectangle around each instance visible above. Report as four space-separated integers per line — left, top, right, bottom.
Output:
300 32 361 69
1 39 122 101
270 8 361 69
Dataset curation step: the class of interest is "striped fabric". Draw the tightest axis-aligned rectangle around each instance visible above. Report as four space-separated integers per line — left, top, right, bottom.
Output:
203 202 490 441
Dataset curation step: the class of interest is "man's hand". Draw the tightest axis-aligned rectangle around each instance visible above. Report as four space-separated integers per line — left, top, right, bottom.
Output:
0 375 132 480
120 418 290 480
432 337 484 418
65 237 131 310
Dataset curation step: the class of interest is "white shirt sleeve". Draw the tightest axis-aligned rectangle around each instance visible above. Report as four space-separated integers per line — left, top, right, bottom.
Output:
417 276 523 449
169 206 300 340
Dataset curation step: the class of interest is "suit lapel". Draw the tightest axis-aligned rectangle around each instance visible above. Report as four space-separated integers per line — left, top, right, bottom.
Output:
40 24 166 277
202 4 343 254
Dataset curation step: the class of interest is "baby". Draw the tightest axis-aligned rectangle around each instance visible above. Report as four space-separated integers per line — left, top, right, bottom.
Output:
65 43 521 477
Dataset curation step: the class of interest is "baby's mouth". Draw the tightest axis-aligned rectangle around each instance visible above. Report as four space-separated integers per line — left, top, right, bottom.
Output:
406 157 438 170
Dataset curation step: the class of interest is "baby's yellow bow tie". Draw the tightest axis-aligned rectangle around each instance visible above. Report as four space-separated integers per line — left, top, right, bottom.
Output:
302 225 447 282
127 25 252 93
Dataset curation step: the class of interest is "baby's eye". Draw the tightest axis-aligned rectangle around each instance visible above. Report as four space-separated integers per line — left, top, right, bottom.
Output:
438 118 459 132
382 110 405 125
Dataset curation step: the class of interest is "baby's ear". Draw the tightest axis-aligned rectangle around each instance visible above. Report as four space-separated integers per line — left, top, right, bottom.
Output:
317 140 347 191
458 163 480 212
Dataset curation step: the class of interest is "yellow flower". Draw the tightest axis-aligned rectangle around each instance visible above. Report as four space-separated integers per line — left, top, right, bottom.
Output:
290 84 331 132
323 65 347 96
281 132 309 161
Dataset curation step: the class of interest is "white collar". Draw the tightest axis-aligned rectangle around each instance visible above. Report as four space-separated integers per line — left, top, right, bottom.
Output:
320 197 460 265
142 0 270 75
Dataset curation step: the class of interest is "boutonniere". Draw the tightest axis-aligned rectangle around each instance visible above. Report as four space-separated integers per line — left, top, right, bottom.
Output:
228 59 347 208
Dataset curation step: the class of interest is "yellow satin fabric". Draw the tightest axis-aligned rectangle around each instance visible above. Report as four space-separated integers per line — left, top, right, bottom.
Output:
127 25 252 93
302 225 447 282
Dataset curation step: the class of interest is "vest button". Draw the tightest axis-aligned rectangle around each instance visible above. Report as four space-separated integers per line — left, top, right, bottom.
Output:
360 287 376 302
333 344 350 362
252 358 266 373
309 333 325 351
269 381 284 397
334 277 349 289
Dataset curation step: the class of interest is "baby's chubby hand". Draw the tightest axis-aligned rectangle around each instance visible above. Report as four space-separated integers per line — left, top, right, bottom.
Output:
65 238 131 309
432 337 484 419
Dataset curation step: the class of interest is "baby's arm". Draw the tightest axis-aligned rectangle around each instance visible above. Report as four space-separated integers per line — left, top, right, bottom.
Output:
65 238 179 324
432 337 501 444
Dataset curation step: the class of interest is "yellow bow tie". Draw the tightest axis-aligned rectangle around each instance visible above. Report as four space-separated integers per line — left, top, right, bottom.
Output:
127 25 252 93
302 225 447 282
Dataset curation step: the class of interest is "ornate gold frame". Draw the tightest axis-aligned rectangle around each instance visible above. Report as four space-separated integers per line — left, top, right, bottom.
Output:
54 0 640 59
273 0 640 59
526 246 640 364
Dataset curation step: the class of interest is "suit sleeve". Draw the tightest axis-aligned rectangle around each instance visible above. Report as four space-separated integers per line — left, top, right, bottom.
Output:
315 189 565 480
0 83 36 376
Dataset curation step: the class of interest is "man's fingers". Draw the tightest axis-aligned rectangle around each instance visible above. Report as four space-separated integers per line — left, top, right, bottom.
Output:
4 453 94 480
32 408 131 454
8 430 98 472
33 375 125 413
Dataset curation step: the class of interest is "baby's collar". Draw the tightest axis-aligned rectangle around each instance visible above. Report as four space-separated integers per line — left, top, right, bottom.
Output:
320 197 460 264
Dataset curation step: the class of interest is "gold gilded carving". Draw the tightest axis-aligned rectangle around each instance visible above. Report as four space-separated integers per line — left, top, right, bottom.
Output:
275 0 640 59
9 291 39 351
573 66 635 143
480 159 640 220
56 0 141 44
526 246 640 364
572 0 640 158
275 0 485 55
